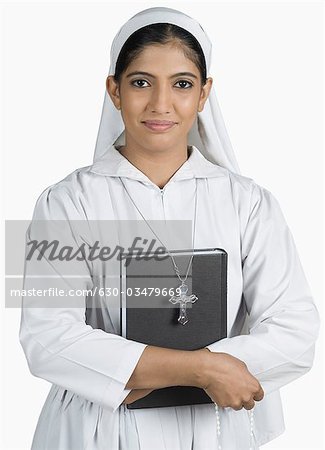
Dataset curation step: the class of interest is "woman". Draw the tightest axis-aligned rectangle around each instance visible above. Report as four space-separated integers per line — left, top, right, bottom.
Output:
19 6 320 450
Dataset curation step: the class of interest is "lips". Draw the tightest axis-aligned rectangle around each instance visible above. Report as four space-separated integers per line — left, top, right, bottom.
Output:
142 120 177 131
143 120 176 125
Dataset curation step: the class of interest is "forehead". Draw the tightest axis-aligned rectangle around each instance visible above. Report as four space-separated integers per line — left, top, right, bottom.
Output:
126 43 197 68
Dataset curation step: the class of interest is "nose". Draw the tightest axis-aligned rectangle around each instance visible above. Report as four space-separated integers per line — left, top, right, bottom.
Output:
148 83 173 114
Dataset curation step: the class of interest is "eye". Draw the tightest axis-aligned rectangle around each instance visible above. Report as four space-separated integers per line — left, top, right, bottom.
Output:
130 79 193 89
175 80 193 89
130 79 150 88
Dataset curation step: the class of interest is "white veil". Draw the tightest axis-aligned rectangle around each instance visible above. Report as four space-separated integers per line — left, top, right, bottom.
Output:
93 6 241 175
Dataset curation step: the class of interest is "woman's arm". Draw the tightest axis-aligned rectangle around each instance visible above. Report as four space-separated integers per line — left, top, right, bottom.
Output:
124 346 206 390
19 184 148 414
122 347 265 410
204 183 320 395
121 347 207 405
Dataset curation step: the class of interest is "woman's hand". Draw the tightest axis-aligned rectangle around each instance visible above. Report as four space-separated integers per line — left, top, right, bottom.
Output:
197 349 264 410
122 388 154 405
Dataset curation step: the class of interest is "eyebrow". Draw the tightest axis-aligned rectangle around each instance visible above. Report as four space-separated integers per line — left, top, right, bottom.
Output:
126 71 198 80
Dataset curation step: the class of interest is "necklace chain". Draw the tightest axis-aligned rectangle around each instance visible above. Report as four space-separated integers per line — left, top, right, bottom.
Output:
118 177 198 284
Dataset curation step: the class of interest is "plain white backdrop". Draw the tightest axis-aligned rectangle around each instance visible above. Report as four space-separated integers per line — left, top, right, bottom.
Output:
1 1 324 449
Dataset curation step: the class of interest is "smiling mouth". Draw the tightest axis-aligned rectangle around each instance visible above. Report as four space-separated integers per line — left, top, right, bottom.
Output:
142 121 177 132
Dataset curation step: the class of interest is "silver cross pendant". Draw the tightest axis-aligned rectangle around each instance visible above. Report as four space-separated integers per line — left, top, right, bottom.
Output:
169 283 198 325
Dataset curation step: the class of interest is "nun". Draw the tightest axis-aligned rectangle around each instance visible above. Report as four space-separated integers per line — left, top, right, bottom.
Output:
19 6 320 450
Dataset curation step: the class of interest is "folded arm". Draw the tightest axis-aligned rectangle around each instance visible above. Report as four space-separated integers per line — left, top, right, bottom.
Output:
205 183 320 395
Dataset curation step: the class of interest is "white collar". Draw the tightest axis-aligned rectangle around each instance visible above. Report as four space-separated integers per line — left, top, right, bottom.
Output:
89 144 227 184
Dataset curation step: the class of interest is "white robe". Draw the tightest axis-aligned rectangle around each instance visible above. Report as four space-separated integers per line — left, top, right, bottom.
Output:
19 144 320 449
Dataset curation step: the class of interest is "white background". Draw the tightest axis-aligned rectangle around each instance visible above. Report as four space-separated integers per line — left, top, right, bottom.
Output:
1 1 324 449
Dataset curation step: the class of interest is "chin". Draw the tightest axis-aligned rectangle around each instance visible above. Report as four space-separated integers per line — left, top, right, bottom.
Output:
145 139 179 152
142 132 182 146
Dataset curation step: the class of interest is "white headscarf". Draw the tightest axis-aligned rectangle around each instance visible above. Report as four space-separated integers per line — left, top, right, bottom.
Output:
93 6 241 175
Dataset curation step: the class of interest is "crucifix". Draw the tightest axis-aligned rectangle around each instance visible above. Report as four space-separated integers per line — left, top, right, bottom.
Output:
169 282 198 325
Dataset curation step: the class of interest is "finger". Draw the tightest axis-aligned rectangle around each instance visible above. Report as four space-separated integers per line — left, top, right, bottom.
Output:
242 399 255 410
253 388 264 402
232 403 244 411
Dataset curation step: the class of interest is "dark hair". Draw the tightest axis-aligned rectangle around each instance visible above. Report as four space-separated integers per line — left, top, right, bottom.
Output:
114 23 207 86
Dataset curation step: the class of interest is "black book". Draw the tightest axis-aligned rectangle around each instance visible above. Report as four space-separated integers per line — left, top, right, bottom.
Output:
120 247 227 409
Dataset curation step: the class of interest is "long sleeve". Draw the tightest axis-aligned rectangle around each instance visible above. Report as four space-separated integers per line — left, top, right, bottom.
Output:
206 182 320 395
19 184 148 413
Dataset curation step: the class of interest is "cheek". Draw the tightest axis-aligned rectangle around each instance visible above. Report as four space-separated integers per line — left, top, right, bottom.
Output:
125 94 147 112
175 95 199 113
121 96 145 123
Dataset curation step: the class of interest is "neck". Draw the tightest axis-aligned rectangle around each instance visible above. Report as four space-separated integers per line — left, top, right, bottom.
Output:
117 143 191 189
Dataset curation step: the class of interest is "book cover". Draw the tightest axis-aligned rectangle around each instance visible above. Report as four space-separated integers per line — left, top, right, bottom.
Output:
120 247 227 409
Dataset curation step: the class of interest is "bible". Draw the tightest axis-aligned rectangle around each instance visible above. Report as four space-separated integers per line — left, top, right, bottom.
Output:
120 247 227 409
